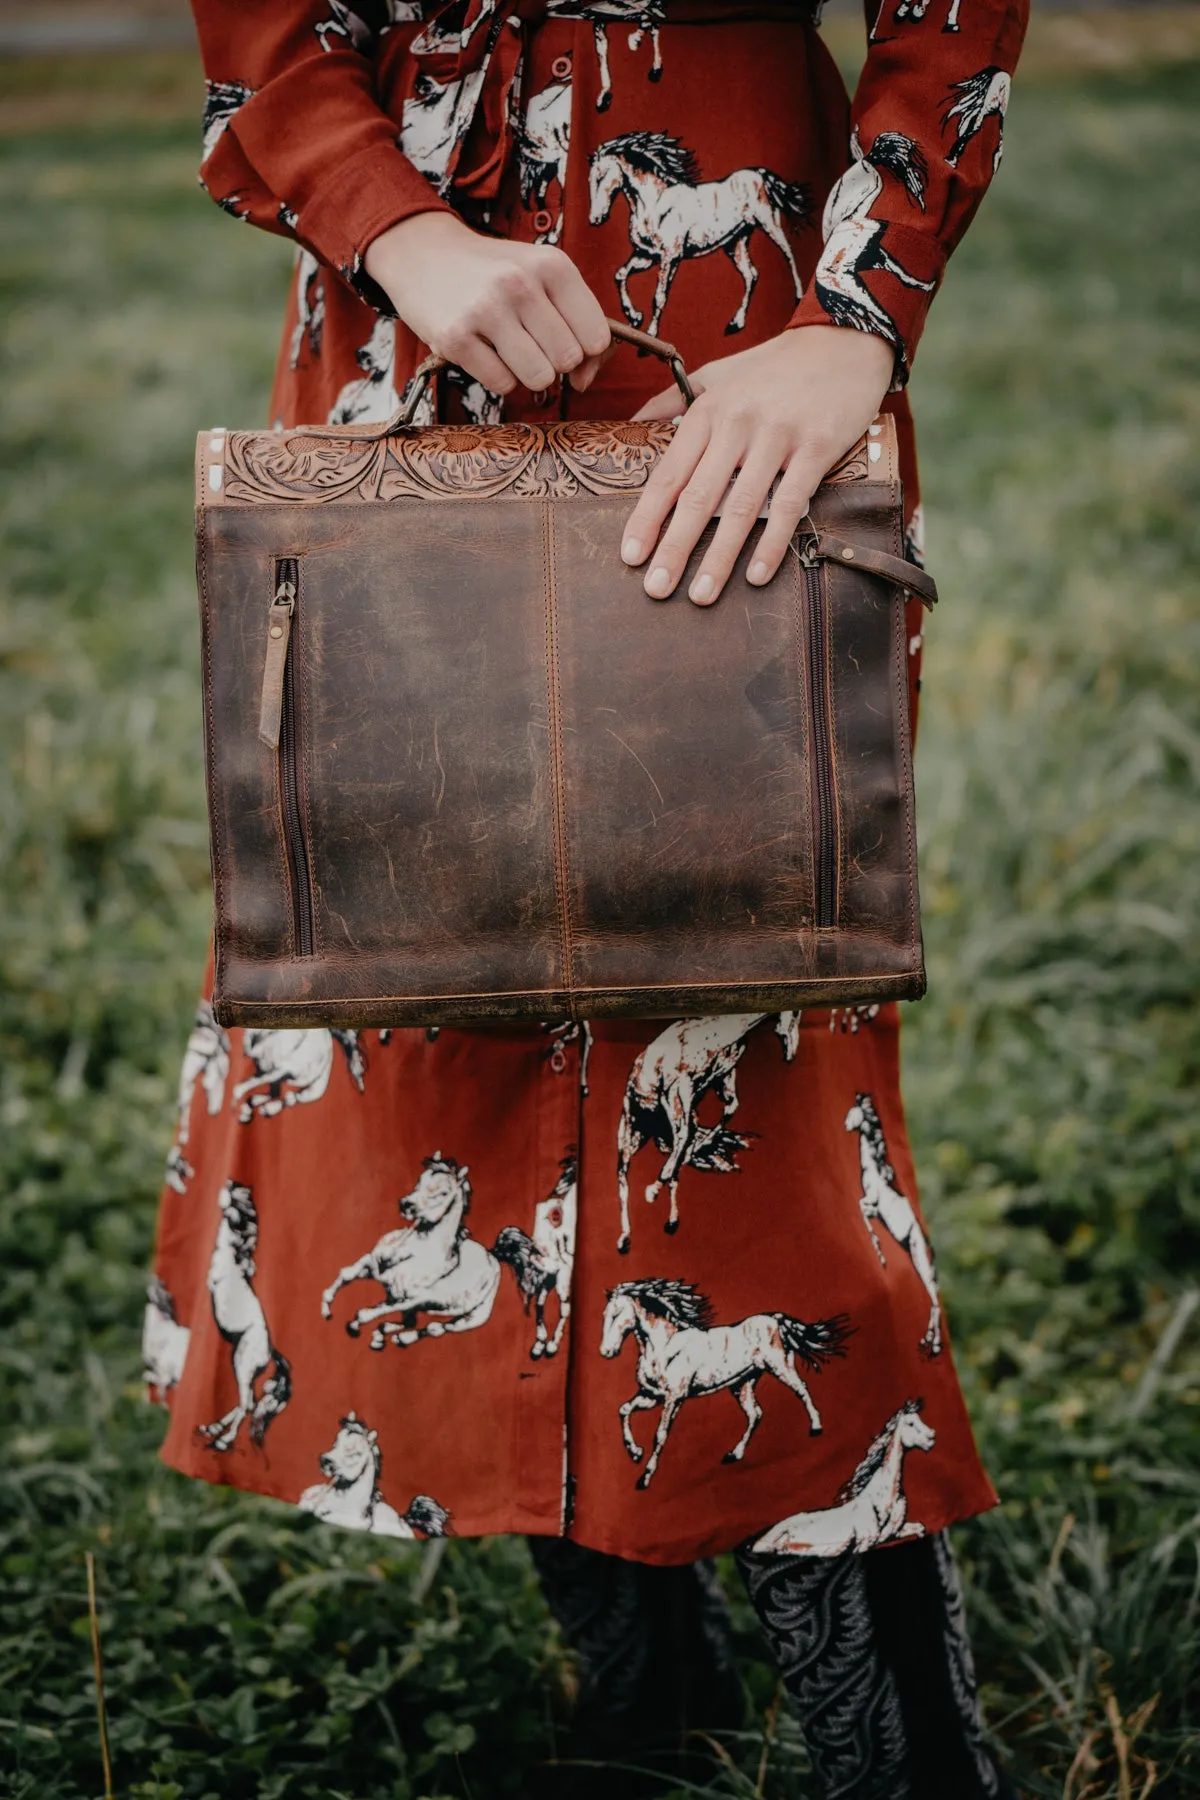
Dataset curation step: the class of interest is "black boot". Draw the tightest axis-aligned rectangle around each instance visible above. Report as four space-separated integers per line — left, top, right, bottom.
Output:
528 1537 747 1797
734 1531 1011 1800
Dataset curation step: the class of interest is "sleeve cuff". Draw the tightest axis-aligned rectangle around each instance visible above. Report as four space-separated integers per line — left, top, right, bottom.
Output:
787 219 946 390
300 140 455 309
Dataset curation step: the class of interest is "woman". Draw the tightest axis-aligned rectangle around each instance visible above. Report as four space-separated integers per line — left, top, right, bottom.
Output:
149 1 1028 1793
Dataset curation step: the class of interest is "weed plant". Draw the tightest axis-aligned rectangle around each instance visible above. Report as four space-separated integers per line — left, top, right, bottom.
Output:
1 43 1198 1800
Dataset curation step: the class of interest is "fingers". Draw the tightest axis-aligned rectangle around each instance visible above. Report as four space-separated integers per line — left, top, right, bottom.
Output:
620 409 713 582
746 459 819 585
447 334 523 396
635 434 748 602
519 284 589 378
686 444 786 605
631 383 692 423
487 317 560 392
540 249 612 358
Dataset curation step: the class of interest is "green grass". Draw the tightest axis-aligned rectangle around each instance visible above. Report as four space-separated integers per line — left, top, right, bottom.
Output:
2 48 1200 1800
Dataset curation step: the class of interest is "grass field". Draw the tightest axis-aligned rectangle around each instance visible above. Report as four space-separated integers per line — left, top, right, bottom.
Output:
2 21 1199 1800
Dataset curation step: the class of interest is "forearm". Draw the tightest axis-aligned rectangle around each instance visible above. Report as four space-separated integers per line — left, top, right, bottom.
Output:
189 0 452 294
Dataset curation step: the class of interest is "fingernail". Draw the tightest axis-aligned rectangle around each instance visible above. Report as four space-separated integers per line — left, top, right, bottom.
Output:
645 565 672 598
689 573 715 604
748 560 769 584
622 537 644 565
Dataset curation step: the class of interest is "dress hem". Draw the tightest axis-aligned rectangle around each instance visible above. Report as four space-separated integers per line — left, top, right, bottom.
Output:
157 1436 1000 1568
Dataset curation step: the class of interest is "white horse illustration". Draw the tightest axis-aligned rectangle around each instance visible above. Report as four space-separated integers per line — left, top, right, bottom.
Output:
177 999 230 1145
845 1093 942 1356
812 129 936 349
401 66 488 193
201 79 255 161
752 1399 935 1554
314 1 373 52
601 1280 852 1489
942 67 1010 171
321 1153 502 1349
616 1012 800 1252
550 0 664 111
300 1413 450 1538
829 1003 881 1035
589 132 811 337
142 1277 191 1397
234 1028 366 1122
875 0 963 31
493 1158 577 1359
329 316 399 424
290 248 326 369
518 79 572 242
164 1145 194 1194
198 1182 291 1451
444 364 505 425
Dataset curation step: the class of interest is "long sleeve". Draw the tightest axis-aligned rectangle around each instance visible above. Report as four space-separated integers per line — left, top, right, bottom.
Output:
791 0 1029 383
191 2 452 297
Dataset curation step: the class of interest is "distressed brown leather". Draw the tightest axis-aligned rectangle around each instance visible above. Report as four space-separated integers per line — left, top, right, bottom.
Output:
196 404 932 1028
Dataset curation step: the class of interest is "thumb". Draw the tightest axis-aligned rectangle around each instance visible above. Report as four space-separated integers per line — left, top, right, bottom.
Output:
632 379 706 423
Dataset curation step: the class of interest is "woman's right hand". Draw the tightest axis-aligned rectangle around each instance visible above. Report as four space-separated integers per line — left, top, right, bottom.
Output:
363 210 611 397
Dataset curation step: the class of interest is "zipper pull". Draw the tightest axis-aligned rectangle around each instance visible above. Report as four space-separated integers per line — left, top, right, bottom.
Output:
794 516 821 568
258 576 296 749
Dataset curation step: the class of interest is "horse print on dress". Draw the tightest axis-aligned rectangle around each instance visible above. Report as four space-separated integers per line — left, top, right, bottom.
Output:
616 1013 800 1253
234 1028 366 1122
299 1412 451 1538
142 1276 190 1398
197 1181 292 1451
751 1399 934 1554
321 1153 504 1350
493 1157 577 1359
518 79 571 244
812 129 936 353
872 0 963 33
330 317 399 424
402 67 489 195
164 1145 194 1195
201 80 255 161
588 133 811 337
314 1 373 52
941 67 1010 171
177 999 230 1146
829 1004 881 1035
844 1093 942 1356
290 249 326 369
552 0 664 113
601 1279 852 1489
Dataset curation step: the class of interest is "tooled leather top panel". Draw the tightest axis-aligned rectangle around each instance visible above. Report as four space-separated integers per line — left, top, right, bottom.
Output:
196 417 896 508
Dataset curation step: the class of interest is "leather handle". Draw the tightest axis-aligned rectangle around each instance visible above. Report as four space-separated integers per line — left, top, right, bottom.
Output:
380 315 695 435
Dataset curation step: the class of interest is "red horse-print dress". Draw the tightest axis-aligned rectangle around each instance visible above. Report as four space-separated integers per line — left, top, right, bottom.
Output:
148 0 1027 1562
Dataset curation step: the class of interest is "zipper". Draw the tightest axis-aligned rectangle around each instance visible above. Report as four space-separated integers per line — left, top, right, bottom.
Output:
261 557 315 958
798 536 838 929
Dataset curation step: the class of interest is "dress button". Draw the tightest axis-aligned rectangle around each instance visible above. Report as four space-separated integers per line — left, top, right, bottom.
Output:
532 208 554 235
549 1046 567 1074
551 52 572 78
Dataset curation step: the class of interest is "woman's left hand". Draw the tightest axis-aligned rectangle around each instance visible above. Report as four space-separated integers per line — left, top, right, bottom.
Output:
620 324 895 605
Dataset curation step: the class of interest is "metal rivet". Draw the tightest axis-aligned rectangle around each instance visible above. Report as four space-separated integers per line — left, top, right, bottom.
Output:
841 546 855 559
270 625 284 638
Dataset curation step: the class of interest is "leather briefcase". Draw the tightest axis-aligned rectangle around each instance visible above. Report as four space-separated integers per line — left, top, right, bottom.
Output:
195 320 937 1029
